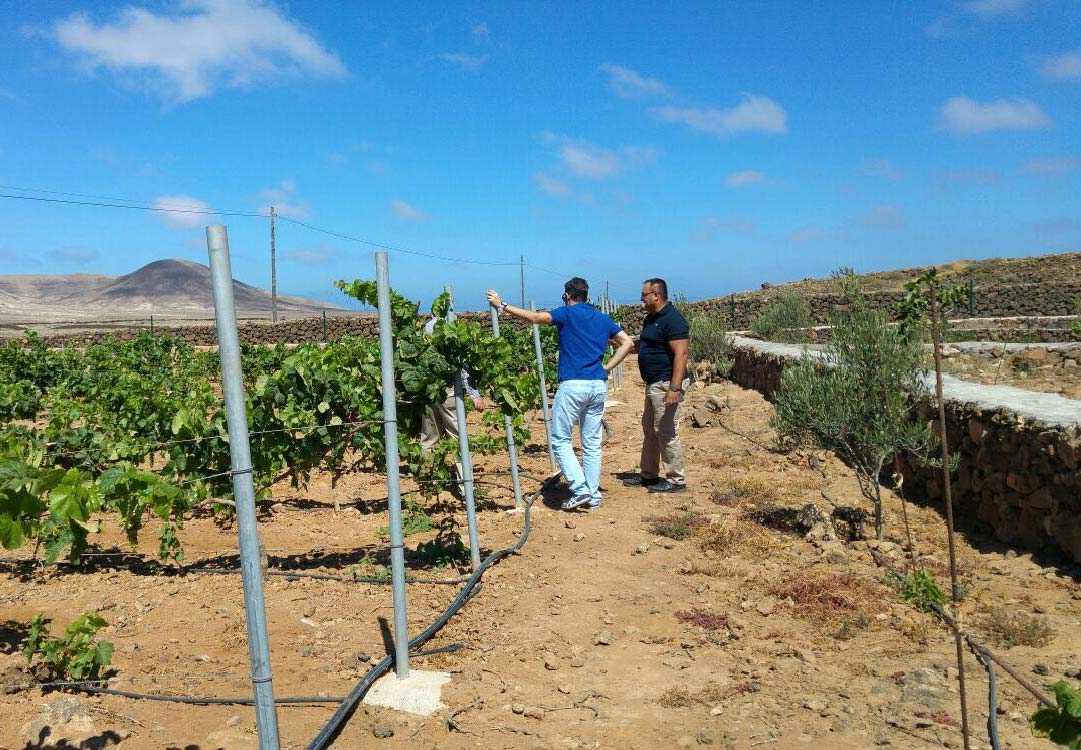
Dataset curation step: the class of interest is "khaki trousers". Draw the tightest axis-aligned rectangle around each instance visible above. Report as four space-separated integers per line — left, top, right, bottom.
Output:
420 387 464 490
639 379 688 485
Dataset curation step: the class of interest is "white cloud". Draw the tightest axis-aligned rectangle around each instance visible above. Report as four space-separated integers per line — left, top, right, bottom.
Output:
598 63 670 99
153 194 213 229
652 95 787 136
49 0 347 103
859 203 905 231
259 180 309 220
323 151 347 166
440 52 487 72
48 245 100 264
282 245 336 264
691 215 755 243
724 170 779 188
389 199 428 222
533 172 572 197
541 133 658 181
470 22 489 44
1020 156 1081 176
938 96 1052 133
1042 50 1081 81
366 159 389 177
786 227 826 243
860 158 905 180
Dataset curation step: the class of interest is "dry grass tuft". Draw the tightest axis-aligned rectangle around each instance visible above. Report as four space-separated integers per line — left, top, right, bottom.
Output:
657 682 733 708
675 608 729 631
982 607 1054 648
709 476 782 507
696 516 778 559
769 570 887 624
645 511 708 540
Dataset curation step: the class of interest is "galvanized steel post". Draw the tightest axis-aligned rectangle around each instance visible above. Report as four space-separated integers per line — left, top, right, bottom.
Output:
531 300 557 470
206 225 281 750
490 307 524 509
444 286 482 570
374 252 411 678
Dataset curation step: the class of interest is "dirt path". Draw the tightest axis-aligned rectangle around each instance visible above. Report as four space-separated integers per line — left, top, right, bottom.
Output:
2 358 1079 750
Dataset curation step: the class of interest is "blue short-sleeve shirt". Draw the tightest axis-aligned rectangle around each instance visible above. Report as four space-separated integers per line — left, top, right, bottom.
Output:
548 303 622 381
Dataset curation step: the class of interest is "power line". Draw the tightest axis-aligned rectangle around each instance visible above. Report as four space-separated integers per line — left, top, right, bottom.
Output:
0 191 263 218
0 186 523 269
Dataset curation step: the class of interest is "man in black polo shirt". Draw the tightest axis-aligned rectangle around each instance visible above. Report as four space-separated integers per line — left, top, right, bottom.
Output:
624 278 690 493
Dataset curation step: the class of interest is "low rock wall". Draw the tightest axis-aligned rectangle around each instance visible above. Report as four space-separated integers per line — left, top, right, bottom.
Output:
619 282 1081 332
40 312 525 348
727 336 1081 564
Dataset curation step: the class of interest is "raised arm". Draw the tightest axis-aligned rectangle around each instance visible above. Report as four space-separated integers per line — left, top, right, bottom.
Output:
486 290 553 325
605 330 634 373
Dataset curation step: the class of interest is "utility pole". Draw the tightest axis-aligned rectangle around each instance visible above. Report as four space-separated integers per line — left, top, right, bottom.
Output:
520 255 526 308
270 206 278 324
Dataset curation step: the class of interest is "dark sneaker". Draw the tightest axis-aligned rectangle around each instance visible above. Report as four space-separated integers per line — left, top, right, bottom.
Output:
647 479 687 494
561 494 593 511
622 475 660 488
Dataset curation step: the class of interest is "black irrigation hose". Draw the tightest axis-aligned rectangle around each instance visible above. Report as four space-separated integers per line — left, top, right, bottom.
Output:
77 649 470 707
307 471 562 750
973 645 1002 750
0 558 468 586
871 549 1008 748
82 686 345 705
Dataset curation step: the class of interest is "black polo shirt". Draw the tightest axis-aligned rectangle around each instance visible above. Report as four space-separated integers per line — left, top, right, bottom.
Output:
638 302 690 385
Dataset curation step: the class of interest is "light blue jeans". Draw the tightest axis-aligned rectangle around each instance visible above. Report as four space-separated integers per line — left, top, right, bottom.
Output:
551 379 608 502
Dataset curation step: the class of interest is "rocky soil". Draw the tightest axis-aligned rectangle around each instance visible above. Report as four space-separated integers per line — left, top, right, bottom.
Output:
2 358 1079 750
940 345 1081 400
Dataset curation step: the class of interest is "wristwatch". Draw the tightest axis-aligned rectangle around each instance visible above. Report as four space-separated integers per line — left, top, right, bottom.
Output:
499 302 509 313
668 385 682 392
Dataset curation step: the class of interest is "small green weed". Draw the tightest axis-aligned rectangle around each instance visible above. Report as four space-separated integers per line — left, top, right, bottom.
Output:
379 497 435 539
834 612 871 640
415 516 469 568
24 611 114 681
895 569 948 611
985 607 1054 648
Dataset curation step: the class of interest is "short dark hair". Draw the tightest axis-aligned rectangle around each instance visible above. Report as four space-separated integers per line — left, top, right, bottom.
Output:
564 277 589 303
644 278 668 300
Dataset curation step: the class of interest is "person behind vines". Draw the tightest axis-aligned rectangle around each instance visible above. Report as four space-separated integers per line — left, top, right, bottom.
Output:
420 314 491 495
487 278 633 510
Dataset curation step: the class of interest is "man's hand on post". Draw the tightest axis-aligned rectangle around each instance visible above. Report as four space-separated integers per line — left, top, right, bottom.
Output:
486 290 503 309
471 397 492 412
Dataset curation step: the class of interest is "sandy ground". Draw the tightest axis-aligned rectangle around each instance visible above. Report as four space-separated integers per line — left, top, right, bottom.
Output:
2 357 1080 750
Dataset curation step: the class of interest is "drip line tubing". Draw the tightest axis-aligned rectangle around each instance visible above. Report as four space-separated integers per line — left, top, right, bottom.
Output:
307 471 561 750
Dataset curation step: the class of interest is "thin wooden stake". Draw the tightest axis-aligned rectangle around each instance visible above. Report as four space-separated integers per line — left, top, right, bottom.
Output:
929 280 971 750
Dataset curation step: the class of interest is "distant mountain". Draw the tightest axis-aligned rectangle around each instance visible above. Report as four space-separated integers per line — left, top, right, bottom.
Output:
0 259 339 318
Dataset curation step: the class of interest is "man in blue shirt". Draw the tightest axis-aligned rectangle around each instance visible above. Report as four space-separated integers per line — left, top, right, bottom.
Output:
487 278 633 510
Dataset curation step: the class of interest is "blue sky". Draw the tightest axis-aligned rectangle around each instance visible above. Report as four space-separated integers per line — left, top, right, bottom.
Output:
1 0 1079 310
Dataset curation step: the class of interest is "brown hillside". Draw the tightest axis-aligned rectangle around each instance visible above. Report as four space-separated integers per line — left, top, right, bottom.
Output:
728 251 1080 300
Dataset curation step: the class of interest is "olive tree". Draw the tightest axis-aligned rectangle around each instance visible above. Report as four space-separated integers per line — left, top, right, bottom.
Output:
770 297 935 539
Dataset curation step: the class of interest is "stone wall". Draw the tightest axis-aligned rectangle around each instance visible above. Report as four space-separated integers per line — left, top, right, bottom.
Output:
726 336 1081 564
40 312 527 348
618 282 1081 332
